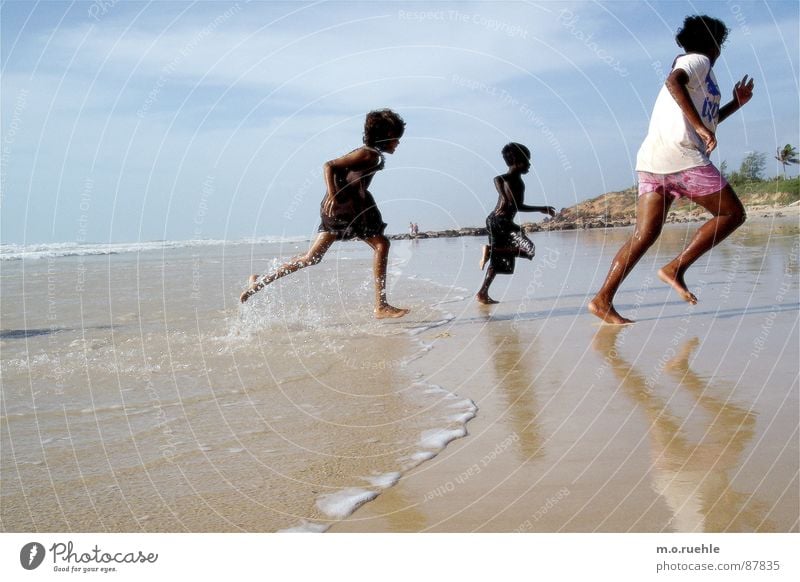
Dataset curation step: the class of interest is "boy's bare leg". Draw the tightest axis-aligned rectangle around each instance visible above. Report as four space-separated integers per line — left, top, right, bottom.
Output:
588 191 673 324
240 232 336 303
364 234 409 319
476 266 499 304
479 245 490 270
658 185 745 304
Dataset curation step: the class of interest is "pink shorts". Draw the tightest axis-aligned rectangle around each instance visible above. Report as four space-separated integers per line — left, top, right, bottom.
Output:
637 164 727 199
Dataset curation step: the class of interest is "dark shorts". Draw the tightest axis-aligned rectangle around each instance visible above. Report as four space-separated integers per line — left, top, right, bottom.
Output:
486 214 535 275
318 192 387 241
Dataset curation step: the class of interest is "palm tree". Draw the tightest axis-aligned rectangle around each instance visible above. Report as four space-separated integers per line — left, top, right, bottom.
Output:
775 144 799 178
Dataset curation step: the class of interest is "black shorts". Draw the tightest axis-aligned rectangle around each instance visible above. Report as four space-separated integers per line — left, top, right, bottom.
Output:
318 192 387 241
486 214 535 274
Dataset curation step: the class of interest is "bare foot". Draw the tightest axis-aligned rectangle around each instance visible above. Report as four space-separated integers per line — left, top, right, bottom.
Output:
666 336 700 371
479 245 490 270
240 274 259 304
476 293 499 305
658 266 698 304
374 305 410 319
588 296 634 325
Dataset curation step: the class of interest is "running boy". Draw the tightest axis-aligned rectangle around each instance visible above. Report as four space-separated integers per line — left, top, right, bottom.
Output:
589 15 754 324
477 142 556 304
240 109 409 319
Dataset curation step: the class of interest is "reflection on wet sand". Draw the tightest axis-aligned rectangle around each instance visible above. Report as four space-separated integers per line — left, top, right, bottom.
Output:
483 317 544 462
593 326 775 532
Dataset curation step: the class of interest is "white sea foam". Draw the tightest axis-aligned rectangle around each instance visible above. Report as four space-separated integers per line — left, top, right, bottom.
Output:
406 319 454 336
315 488 378 519
449 412 477 424
419 427 467 450
367 275 480 482
278 521 329 533
392 395 476 472
0 236 309 261
409 451 435 463
364 472 401 489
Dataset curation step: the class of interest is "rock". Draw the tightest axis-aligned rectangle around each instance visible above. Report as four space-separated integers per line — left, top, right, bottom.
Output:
521 223 540 233
457 227 487 236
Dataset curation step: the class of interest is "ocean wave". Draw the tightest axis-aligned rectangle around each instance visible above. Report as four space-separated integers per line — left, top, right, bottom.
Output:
0 237 310 261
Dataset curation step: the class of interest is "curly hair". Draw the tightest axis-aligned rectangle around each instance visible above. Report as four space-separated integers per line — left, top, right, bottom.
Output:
501 142 531 167
363 109 406 146
675 15 729 53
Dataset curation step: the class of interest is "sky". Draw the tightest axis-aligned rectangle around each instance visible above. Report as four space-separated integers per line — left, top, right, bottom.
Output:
1 0 798 245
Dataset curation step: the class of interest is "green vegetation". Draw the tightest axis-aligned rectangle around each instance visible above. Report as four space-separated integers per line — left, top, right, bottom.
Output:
561 148 799 221
726 151 767 183
732 176 800 205
775 144 800 178
564 177 799 220
722 147 799 204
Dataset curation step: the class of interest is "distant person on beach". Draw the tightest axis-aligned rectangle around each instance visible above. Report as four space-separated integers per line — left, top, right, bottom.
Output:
588 15 754 324
476 143 556 304
240 109 410 319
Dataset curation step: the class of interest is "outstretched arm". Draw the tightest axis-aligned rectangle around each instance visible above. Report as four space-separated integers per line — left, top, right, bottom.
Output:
321 147 380 216
666 68 717 154
520 204 556 216
718 75 754 123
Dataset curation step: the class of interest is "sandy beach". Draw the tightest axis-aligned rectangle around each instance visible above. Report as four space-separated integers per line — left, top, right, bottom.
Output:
2 214 798 533
334 214 800 532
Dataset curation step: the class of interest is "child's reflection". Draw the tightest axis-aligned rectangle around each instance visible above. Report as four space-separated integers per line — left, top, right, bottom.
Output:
485 320 544 461
593 326 773 531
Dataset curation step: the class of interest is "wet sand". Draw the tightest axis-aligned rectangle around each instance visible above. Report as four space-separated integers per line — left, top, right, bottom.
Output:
333 217 799 532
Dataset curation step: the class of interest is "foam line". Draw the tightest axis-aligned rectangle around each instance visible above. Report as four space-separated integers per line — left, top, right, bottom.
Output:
0 237 309 261
316 488 379 519
278 521 329 533
364 472 401 488
420 427 467 450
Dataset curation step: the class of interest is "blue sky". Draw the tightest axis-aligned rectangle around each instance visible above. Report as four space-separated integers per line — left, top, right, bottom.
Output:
2 0 798 244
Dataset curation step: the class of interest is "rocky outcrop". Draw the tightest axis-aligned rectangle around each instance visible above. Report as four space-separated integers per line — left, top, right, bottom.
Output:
389 227 487 240
386 183 796 240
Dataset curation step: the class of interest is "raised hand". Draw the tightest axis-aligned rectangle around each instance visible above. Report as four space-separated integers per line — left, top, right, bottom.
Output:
733 74 754 107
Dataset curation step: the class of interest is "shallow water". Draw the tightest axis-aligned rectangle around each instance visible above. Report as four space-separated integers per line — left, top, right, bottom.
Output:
1 239 474 531
2 217 798 532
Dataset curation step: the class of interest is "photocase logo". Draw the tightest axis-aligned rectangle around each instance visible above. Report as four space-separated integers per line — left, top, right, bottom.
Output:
20 542 46 570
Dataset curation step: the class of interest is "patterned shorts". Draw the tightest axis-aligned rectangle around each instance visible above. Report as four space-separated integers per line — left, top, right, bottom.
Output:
637 164 728 199
486 215 535 275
